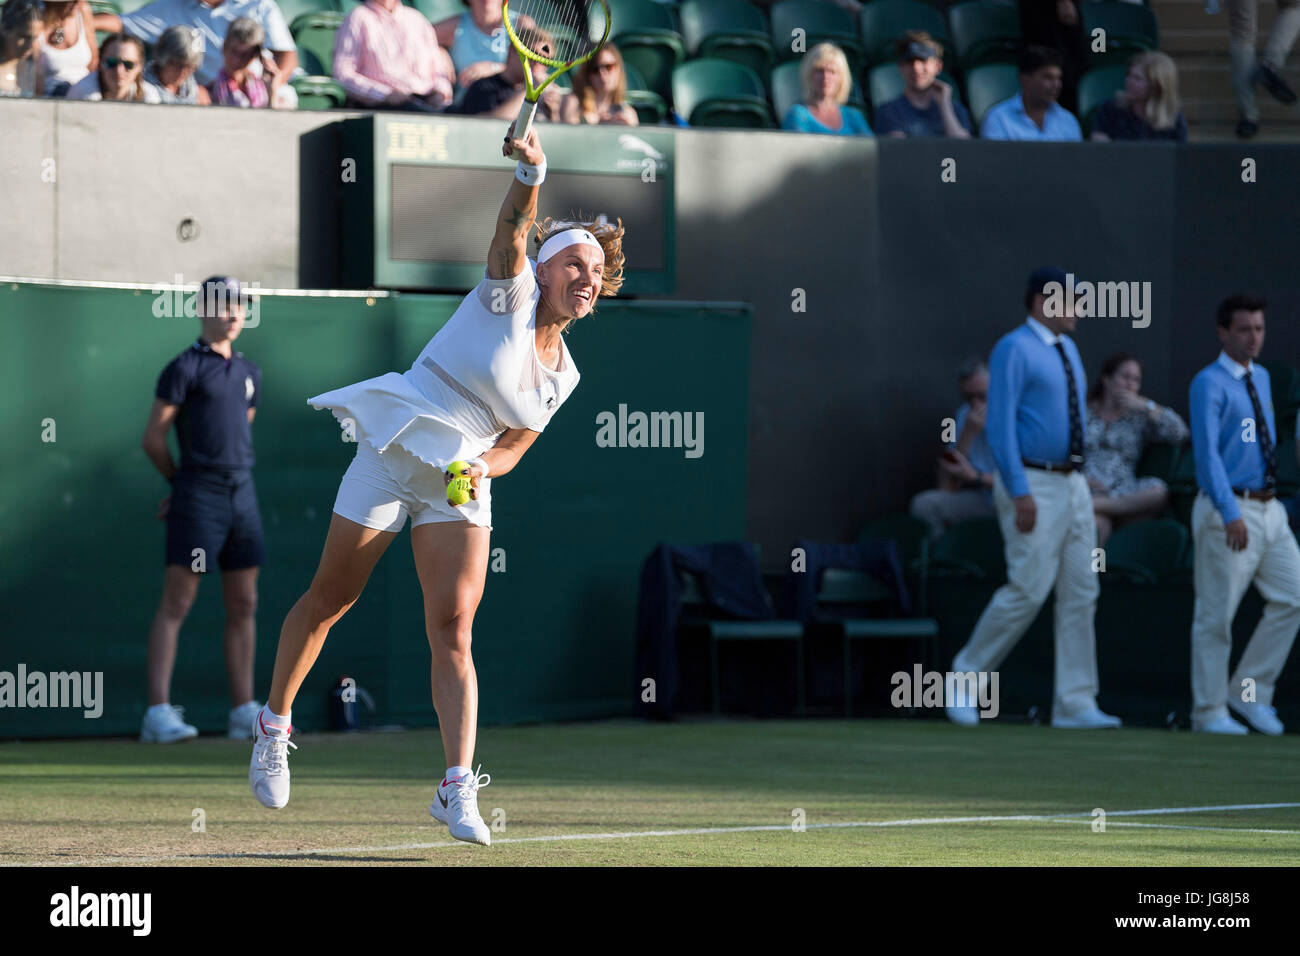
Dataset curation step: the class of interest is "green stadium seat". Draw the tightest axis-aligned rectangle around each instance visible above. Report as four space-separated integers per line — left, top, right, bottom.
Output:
814 568 941 715
292 12 344 76
679 0 774 90
1135 440 1186 487
406 0 464 24
115 0 153 12
1103 518 1189 585
672 58 772 128
768 59 864 126
858 0 951 68
622 60 668 123
88 0 122 15
292 75 347 109
867 62 963 114
948 1 1022 72
589 0 686 103
964 61 1018 129
1076 64 1128 133
930 516 1004 581
768 0 865 79
859 513 931 573
1261 360 1300 422
1167 440 1198 494
1082 1 1158 67
283 0 342 34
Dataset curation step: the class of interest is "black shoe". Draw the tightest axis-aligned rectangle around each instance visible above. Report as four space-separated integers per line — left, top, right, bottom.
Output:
1236 117 1260 138
1254 61 1297 104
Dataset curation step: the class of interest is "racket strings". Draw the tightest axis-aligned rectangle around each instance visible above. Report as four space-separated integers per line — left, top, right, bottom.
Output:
505 0 600 65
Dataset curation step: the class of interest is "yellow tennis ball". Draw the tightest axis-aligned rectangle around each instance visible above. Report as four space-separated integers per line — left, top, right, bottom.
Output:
446 477 472 506
447 460 472 476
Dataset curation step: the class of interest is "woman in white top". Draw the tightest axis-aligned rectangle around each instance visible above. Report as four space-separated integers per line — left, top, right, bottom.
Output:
0 0 45 97
247 123 626 847
37 0 96 96
66 33 161 102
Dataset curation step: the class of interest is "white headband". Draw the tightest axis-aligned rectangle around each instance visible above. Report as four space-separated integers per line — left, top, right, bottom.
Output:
538 228 604 265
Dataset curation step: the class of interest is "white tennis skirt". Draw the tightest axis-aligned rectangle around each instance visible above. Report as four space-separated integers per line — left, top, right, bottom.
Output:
309 372 494 532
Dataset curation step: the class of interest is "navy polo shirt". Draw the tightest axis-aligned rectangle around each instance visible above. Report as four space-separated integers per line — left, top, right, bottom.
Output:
155 339 260 470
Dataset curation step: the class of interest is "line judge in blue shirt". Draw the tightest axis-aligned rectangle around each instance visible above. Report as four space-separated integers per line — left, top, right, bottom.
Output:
981 46 1083 142
946 267 1120 729
1187 294 1300 736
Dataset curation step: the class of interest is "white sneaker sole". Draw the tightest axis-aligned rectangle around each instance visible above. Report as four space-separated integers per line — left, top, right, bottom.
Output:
429 793 490 845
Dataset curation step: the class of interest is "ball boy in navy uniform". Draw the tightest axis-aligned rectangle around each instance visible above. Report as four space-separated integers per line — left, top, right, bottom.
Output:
139 276 265 742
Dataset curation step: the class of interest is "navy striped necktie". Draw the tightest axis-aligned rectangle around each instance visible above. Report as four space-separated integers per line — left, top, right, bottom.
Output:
1053 341 1084 462
1243 369 1277 490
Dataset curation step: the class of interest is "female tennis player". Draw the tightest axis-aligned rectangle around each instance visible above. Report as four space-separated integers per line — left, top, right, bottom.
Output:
248 123 625 846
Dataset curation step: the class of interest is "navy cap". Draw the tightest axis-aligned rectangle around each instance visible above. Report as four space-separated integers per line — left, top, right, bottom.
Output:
198 275 249 316
1026 266 1068 298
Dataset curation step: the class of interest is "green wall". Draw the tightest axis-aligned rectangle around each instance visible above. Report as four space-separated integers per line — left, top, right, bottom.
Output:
0 283 750 738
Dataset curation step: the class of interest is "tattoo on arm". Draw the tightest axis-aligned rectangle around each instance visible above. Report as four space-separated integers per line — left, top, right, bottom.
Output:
503 202 533 234
496 248 512 276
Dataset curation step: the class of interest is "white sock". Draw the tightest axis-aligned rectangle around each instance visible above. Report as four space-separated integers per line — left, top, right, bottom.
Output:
444 765 472 786
147 703 172 716
258 705 291 735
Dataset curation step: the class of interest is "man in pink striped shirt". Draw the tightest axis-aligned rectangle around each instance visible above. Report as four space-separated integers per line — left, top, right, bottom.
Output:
333 0 456 109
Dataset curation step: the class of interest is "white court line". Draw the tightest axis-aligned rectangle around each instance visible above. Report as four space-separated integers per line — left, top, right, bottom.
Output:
16 802 1300 865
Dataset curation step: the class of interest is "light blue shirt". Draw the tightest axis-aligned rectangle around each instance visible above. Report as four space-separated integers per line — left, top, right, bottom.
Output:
781 103 873 136
981 92 1082 142
448 10 508 76
1189 351 1277 524
987 317 1088 498
122 0 295 86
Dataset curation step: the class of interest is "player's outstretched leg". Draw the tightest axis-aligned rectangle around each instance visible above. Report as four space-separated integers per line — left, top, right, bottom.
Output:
250 514 396 808
412 519 492 844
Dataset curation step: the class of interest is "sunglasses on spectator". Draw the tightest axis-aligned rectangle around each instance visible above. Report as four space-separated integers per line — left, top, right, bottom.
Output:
231 44 261 61
105 56 137 70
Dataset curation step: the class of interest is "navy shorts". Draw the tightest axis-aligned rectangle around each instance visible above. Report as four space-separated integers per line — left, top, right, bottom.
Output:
166 468 266 571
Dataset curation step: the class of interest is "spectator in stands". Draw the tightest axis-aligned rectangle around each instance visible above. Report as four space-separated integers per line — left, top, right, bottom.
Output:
1225 0 1300 138
910 357 996 540
1084 353 1189 546
1018 0 1086 114
67 32 162 102
94 0 298 92
981 45 1082 141
333 0 456 111
1187 294 1300 734
433 0 510 92
945 267 1120 730
207 17 286 108
1089 52 1187 142
0 0 44 97
875 31 972 139
449 25 563 121
145 26 211 105
38 0 96 96
559 42 637 126
781 43 872 136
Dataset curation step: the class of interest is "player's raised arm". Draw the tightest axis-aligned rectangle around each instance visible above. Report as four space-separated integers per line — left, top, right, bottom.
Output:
488 125 547 280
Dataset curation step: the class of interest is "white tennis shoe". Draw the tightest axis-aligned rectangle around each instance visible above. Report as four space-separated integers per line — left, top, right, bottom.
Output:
249 721 297 809
228 700 262 739
429 766 492 846
140 704 199 743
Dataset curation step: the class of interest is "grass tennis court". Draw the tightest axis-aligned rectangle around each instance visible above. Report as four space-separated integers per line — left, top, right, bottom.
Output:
4 719 1300 866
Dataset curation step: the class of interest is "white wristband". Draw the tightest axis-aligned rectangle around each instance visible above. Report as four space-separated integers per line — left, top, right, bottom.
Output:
469 457 490 479
516 157 546 186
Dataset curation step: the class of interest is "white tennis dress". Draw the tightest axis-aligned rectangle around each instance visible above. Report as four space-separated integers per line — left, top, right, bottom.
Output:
310 259 581 531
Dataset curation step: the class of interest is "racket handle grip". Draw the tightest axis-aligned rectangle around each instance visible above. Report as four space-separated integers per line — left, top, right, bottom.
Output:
512 97 539 159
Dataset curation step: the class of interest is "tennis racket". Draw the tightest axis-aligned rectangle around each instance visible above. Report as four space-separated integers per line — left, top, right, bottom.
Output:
502 0 611 155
